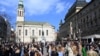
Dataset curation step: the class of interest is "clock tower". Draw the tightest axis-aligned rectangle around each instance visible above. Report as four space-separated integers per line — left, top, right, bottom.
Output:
16 0 24 22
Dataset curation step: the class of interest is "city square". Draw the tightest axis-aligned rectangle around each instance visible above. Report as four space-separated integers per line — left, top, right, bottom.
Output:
0 0 100 56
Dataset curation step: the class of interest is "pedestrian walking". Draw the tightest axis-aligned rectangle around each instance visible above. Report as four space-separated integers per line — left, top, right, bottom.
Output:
57 45 64 56
87 45 99 56
82 44 87 56
20 47 24 56
51 46 58 56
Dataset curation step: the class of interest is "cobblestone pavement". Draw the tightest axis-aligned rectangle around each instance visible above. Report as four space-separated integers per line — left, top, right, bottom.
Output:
43 46 48 56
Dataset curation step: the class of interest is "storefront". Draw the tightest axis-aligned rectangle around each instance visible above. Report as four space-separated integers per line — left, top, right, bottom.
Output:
82 34 100 43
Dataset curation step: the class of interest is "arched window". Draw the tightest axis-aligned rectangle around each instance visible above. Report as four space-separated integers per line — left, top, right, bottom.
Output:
18 10 20 16
46 30 48 36
42 30 44 36
32 30 34 36
25 29 28 36
21 11 23 16
18 11 20 16
20 11 21 16
39 30 41 36
20 11 22 16
19 30 21 35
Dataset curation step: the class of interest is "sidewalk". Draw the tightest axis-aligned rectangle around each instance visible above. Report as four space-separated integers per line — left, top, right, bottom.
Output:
43 46 48 56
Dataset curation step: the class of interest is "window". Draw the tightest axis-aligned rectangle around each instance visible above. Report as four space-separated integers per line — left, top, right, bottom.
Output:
94 3 96 7
39 30 41 36
94 12 97 18
42 30 44 36
19 30 21 35
18 11 20 16
32 30 34 36
83 18 85 24
90 21 93 27
99 9 100 16
20 11 21 16
22 11 24 16
46 30 48 36
87 16 88 22
25 29 27 35
21 11 23 16
99 1 100 4
20 11 22 16
94 19 97 26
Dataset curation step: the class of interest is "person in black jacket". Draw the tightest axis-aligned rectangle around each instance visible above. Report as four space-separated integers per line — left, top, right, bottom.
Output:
5 47 10 56
15 47 21 56
0 45 2 56
30 48 35 56
51 46 58 56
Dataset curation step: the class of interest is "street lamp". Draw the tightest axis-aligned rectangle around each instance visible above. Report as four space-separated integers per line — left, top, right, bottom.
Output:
23 22 24 43
78 29 82 42
16 29 19 43
41 24 45 43
42 24 44 36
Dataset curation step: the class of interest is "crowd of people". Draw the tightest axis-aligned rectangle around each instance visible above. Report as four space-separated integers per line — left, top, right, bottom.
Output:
0 40 100 56
0 42 44 56
46 40 100 56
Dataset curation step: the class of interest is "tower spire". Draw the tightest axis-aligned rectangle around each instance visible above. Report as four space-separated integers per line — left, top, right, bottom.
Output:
17 0 24 22
19 0 23 4
18 0 24 8
59 20 63 26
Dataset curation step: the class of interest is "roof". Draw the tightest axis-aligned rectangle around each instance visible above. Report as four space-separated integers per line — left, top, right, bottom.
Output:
82 34 100 39
17 21 51 26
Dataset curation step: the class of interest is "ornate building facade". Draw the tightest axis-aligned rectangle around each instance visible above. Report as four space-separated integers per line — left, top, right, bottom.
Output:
0 15 11 42
59 0 100 42
59 0 87 38
16 0 56 43
0 16 7 41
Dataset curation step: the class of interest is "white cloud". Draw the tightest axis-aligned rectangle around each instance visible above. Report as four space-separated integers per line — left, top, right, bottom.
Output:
65 2 72 9
0 1 10 6
56 2 65 13
0 0 18 7
0 0 18 15
24 0 68 15
24 0 55 15
0 0 73 16
56 1 74 13
0 7 6 12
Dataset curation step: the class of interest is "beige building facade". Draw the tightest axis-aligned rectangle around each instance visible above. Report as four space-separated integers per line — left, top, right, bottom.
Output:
59 0 100 42
16 0 56 43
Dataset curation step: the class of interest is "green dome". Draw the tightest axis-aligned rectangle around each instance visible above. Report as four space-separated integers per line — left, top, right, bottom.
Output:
18 4 24 8
18 0 24 8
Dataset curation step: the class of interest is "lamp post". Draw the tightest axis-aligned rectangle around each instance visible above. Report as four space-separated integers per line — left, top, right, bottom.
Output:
42 24 44 36
42 24 45 43
78 29 82 42
23 22 24 43
69 22 73 39
16 27 19 43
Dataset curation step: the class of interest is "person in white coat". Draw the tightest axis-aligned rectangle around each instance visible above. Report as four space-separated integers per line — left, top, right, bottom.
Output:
65 42 75 56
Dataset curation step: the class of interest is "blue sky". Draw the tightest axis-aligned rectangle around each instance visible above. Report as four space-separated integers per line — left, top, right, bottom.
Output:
0 0 91 31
